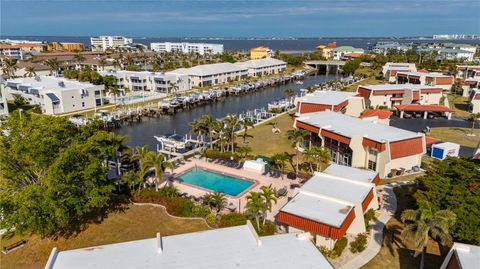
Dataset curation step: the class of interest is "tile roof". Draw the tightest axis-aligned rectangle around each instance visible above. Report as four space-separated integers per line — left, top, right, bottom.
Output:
394 104 455 112
359 109 393 120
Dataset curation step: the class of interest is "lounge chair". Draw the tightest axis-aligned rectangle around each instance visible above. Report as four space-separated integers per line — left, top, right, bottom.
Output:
276 187 288 197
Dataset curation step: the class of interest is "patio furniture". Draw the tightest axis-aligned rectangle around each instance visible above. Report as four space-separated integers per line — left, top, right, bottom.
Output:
276 186 288 197
290 183 300 189
287 172 296 180
227 203 237 212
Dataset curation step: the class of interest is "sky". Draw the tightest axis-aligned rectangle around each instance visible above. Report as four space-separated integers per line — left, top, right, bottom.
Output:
1 0 479 37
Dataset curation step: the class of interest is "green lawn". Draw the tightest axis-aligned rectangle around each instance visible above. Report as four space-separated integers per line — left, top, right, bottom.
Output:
430 127 480 148
241 113 296 157
0 204 209 269
447 94 471 118
361 186 448 269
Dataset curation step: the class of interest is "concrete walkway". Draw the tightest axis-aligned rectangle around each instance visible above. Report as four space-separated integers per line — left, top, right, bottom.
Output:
338 181 415 269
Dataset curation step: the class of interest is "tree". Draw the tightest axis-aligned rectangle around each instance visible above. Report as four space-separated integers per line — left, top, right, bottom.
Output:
303 146 330 172
401 200 456 269
260 186 277 225
245 192 266 229
98 57 107 71
103 75 119 106
236 146 252 160
238 117 254 144
469 113 480 136
74 53 86 63
211 191 226 215
271 152 289 179
201 114 216 149
43 58 60 76
287 129 309 172
2 58 18 78
144 152 173 191
0 112 122 236
414 157 480 244
24 66 36 77
224 113 239 153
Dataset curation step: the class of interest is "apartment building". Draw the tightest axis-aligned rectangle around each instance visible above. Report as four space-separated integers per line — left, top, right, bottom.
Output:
382 62 417 82
440 243 480 269
418 48 474 62
396 71 454 90
457 65 480 79
46 42 85 52
331 46 364 60
294 111 425 178
90 36 133 52
150 42 224 55
0 43 42 59
315 42 337 59
169 63 248 87
294 90 365 117
99 70 189 94
278 164 379 249
462 78 480 97
250 46 273 59
5 76 103 115
357 84 443 109
469 89 480 113
234 58 286 77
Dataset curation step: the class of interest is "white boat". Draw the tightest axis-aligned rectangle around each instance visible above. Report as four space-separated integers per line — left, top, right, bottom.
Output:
295 81 304 85
154 133 187 150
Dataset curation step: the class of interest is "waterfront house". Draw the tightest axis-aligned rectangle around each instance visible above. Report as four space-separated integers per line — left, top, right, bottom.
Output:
5 76 103 115
294 90 365 117
293 111 425 178
357 84 443 109
90 36 133 52
331 46 364 60
396 71 454 90
440 242 480 269
277 164 379 249
44 224 333 269
150 42 224 55
382 62 417 83
234 58 287 77
168 63 248 87
99 70 190 94
249 46 273 60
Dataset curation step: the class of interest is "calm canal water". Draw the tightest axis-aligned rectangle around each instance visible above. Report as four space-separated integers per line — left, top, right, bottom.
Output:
116 73 339 149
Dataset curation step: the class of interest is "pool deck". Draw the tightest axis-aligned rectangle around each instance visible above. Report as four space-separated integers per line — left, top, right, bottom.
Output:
169 158 302 221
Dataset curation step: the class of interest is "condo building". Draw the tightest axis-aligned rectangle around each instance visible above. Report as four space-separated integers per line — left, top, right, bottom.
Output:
294 90 365 117
294 111 425 178
462 78 480 97
150 42 224 55
330 46 364 60
382 63 417 83
169 63 248 87
90 36 133 52
396 71 454 90
46 42 85 52
249 46 273 59
469 89 480 113
234 58 287 77
278 164 379 249
357 84 443 109
0 43 42 59
0 83 8 118
457 65 480 79
99 70 189 94
5 76 103 115
44 224 333 269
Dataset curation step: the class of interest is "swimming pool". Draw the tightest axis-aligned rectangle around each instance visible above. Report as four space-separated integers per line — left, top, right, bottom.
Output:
176 168 255 196
119 95 143 103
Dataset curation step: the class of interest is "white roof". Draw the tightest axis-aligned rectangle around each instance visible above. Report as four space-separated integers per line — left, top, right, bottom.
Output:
359 84 439 91
296 111 421 143
6 76 97 92
49 225 332 269
298 91 356 106
397 71 452 78
235 58 286 69
433 142 460 150
323 163 378 184
170 63 247 77
450 243 480 269
281 192 353 227
301 173 373 205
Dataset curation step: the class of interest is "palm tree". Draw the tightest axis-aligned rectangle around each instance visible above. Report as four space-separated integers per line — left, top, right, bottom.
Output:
3 58 18 78
144 152 173 191
224 113 238 153
202 193 214 212
236 146 252 160
43 58 60 76
260 186 277 225
238 117 254 144
211 192 226 215
245 192 266 229
271 152 289 179
74 53 86 64
24 66 36 77
287 129 309 172
103 75 119 106
98 57 107 71
469 113 480 136
189 119 207 145
201 114 215 149
302 146 330 172
401 200 456 269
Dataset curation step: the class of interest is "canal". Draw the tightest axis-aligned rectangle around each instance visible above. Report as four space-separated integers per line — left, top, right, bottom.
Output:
116 73 339 149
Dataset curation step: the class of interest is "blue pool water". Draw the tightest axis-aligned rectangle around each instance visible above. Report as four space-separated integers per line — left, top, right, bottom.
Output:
119 95 144 103
176 169 255 196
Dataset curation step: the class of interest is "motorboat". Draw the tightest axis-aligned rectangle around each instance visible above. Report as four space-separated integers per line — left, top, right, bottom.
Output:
154 133 187 150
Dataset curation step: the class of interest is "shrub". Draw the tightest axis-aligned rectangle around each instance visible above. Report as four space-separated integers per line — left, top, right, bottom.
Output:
191 204 210 218
364 208 376 228
350 233 368 253
164 197 195 217
333 237 348 256
206 213 217 226
253 221 276 236
218 213 248 228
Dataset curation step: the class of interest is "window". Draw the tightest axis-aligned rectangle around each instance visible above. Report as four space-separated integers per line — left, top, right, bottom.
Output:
368 149 378 156
82 102 85 107
368 160 377 171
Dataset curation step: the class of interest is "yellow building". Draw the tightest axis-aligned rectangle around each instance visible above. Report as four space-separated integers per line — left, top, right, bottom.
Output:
46 42 85 52
316 42 337 59
250 46 272 60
